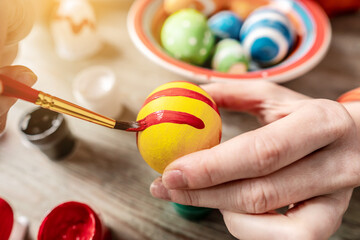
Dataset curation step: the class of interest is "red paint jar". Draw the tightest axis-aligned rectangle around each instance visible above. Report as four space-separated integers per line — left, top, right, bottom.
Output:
38 202 111 240
0 198 14 240
313 0 360 16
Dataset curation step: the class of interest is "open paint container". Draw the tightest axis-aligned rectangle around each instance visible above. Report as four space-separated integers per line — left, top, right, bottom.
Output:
0 198 14 240
38 201 111 240
19 108 76 160
0 198 29 240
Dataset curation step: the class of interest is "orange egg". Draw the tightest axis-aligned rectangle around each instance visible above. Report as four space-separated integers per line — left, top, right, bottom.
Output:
164 0 225 16
136 81 222 173
229 0 269 19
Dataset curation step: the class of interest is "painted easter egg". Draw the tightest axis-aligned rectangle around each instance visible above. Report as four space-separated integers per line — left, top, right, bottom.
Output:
240 7 296 66
212 39 248 74
161 9 215 66
208 11 243 40
51 0 102 61
164 0 225 16
137 81 222 174
229 0 269 19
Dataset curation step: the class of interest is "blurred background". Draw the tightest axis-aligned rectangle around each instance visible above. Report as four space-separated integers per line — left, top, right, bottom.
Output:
1 0 359 239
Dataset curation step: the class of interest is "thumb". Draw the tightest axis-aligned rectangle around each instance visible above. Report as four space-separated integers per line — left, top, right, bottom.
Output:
0 65 37 132
201 81 310 124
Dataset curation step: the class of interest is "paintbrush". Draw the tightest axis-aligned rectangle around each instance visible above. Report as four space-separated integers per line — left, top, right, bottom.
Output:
0 74 142 132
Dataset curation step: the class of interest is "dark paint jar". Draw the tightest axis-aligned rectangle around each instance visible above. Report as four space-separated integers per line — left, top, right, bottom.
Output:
19 108 76 160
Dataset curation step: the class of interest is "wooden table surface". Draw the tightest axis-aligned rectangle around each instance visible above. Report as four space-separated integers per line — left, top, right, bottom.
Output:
0 1 359 239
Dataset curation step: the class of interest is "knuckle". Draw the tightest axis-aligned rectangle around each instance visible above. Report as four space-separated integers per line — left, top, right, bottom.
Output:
198 149 220 186
201 160 216 187
240 180 277 214
341 153 360 188
251 132 285 175
309 99 354 138
181 190 200 206
307 100 360 188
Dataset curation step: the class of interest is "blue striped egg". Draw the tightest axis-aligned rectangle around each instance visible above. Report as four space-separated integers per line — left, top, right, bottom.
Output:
240 7 295 66
208 11 243 40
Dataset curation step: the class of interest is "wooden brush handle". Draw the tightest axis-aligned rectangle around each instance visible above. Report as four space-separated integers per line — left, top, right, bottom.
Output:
0 74 117 129
0 74 40 103
0 74 140 131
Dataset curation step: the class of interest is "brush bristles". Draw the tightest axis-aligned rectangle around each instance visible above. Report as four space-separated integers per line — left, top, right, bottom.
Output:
114 121 140 131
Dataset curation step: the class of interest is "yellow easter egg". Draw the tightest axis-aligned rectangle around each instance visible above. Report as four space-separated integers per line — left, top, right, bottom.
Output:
164 0 225 16
137 81 222 173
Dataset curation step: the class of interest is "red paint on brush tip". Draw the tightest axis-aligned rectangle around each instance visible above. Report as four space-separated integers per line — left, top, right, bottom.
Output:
38 202 105 240
0 198 14 240
142 88 220 115
127 110 205 131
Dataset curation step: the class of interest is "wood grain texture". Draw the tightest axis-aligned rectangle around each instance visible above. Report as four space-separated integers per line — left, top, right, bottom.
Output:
0 1 359 239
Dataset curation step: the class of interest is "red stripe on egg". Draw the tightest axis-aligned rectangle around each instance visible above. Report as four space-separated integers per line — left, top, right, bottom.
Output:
142 88 220 115
128 110 205 131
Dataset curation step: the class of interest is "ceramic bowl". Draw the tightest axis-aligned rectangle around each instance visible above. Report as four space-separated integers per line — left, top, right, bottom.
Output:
128 0 331 83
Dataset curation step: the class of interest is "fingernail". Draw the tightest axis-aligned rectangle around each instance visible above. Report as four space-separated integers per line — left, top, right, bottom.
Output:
150 178 171 201
163 170 188 189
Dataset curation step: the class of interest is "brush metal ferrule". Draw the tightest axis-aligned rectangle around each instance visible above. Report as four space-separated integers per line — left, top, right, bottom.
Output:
35 91 116 128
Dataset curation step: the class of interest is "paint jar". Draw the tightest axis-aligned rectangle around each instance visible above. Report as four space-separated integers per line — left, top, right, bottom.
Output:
171 203 212 221
0 198 14 240
38 201 111 240
19 108 76 161
0 198 29 240
73 66 124 119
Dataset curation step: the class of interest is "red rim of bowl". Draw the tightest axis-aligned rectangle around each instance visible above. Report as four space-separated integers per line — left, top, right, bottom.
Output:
128 0 331 82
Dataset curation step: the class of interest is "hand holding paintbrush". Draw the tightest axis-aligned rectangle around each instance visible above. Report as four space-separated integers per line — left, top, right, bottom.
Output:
0 74 142 132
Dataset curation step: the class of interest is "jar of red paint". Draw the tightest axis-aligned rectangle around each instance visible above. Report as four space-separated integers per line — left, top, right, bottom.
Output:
37 201 111 240
0 198 14 240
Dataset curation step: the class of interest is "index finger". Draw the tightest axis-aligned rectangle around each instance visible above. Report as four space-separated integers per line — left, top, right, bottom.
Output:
201 81 309 113
162 99 352 190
